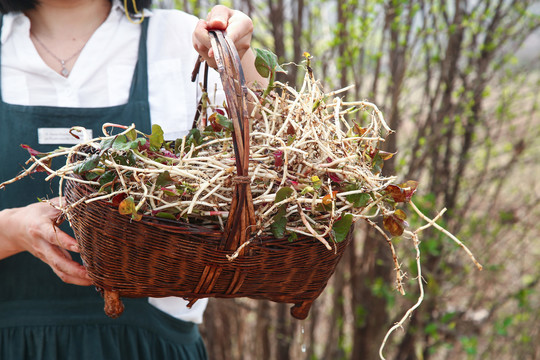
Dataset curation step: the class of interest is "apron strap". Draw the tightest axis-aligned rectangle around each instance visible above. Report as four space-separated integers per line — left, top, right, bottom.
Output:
128 18 150 104
0 15 4 102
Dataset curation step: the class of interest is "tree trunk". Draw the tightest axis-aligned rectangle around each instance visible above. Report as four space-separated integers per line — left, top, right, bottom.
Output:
256 301 272 360
352 225 393 359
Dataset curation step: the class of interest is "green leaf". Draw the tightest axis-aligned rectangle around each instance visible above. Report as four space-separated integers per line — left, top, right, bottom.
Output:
332 214 353 243
155 212 177 220
156 170 174 187
311 176 322 190
185 128 202 147
73 154 100 175
270 215 287 239
111 135 132 151
216 114 233 131
346 192 370 208
100 136 117 152
84 171 100 181
286 135 296 146
110 135 142 151
149 124 164 150
288 232 298 242
98 170 116 186
275 186 294 204
371 153 384 174
254 48 287 78
126 128 137 141
274 205 287 221
131 137 147 149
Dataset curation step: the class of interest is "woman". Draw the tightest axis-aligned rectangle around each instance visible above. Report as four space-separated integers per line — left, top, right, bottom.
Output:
0 0 265 358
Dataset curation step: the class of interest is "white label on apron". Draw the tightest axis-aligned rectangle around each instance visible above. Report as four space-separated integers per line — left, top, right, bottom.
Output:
38 128 93 145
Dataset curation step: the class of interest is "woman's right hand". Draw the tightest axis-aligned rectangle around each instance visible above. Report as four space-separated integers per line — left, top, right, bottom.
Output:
0 198 92 286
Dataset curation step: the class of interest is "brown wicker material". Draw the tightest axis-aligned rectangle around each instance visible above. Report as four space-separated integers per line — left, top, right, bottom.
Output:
64 30 351 320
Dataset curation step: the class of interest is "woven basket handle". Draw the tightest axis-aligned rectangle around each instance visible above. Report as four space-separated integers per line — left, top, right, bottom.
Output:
184 31 256 301
206 31 256 253
208 30 250 178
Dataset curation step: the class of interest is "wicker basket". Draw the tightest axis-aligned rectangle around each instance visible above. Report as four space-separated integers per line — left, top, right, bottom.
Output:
64 30 352 320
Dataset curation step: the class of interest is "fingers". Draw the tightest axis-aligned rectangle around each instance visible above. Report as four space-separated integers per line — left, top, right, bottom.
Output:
206 5 233 30
17 201 92 286
193 19 215 66
223 11 253 45
193 6 254 67
45 222 80 253
27 204 79 253
34 241 92 286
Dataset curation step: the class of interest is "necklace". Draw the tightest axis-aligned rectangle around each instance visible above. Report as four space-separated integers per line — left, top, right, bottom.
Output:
31 33 87 77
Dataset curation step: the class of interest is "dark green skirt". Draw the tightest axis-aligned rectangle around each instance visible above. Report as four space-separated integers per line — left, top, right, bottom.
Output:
0 297 207 360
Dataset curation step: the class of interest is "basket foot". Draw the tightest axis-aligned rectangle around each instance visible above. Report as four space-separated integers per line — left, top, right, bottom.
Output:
103 290 124 318
290 301 313 320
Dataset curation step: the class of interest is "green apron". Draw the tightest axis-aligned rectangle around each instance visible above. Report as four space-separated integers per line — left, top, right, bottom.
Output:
0 16 207 360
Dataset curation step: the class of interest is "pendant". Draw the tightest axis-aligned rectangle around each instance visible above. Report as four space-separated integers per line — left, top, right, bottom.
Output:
60 60 69 77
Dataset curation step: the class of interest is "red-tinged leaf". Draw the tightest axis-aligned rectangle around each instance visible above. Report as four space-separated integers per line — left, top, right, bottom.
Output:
287 124 296 135
160 187 177 197
385 181 418 203
328 172 342 183
385 185 406 202
21 144 53 173
394 209 407 221
21 144 45 157
383 215 405 236
118 196 135 215
273 150 284 167
353 123 367 136
112 193 127 206
138 138 150 151
208 113 220 132
215 114 233 131
399 180 418 202
379 151 396 161
208 112 233 132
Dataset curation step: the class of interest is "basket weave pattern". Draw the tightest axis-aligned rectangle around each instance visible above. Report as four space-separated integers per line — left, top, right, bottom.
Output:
65 30 351 320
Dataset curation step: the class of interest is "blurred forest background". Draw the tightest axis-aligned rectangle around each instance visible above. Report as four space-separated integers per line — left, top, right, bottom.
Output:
160 0 540 359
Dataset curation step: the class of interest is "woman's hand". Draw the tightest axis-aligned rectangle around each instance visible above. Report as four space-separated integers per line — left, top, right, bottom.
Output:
192 5 268 90
0 198 92 286
192 5 254 68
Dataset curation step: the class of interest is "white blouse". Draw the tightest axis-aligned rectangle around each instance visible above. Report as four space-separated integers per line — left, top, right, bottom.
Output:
0 1 226 323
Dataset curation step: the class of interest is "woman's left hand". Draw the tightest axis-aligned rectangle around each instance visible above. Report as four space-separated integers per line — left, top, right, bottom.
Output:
192 5 254 68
